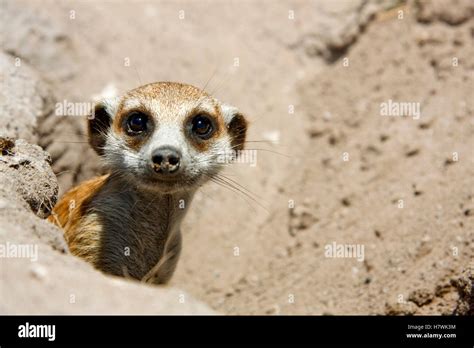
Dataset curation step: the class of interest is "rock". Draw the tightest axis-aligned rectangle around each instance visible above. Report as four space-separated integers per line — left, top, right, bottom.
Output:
0 209 214 314
452 268 474 315
30 264 48 280
2 254 215 314
385 301 418 315
415 0 474 25
408 288 434 306
0 137 58 218
0 52 55 143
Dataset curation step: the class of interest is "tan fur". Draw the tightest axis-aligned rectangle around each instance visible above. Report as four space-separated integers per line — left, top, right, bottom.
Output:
48 175 109 263
49 82 248 284
114 82 225 153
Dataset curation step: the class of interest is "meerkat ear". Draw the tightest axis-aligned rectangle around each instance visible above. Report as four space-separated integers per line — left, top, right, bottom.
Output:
221 104 248 151
88 98 119 155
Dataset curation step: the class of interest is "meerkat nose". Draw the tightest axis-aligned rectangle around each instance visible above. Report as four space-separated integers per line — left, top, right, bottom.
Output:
151 146 181 174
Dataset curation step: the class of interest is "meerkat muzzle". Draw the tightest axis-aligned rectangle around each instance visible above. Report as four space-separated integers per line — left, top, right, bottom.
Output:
151 146 181 174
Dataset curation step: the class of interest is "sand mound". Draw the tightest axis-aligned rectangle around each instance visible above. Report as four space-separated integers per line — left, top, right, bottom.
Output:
1 0 472 315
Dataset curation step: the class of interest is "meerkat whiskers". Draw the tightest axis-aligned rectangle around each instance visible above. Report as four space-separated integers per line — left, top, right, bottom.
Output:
48 82 248 284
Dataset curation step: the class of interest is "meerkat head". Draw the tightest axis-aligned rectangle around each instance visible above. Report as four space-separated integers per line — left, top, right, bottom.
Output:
88 82 247 193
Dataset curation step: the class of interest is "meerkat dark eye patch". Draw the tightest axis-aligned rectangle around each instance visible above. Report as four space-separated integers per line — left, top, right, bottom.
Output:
220 105 248 152
190 114 215 140
88 103 112 156
227 113 247 152
125 111 149 135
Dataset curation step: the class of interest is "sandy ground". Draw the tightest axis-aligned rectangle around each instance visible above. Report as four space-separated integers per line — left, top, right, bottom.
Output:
0 0 473 314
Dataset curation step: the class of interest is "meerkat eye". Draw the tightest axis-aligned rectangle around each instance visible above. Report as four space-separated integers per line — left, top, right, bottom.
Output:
191 114 214 139
126 112 148 134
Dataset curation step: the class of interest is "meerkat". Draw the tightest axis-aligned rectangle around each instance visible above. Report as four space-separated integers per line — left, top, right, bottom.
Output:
48 82 247 284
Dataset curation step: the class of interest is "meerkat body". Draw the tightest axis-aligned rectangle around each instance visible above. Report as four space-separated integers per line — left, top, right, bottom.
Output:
49 82 247 284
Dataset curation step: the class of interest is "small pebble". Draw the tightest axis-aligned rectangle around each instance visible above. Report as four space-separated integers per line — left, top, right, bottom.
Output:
30 264 47 280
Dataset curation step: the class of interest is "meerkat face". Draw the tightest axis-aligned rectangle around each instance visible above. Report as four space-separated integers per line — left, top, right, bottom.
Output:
88 82 247 193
